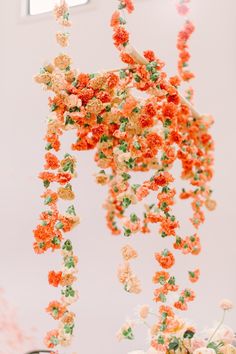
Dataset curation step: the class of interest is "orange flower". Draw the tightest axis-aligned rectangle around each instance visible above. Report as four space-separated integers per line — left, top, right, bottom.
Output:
143 50 156 62
113 26 129 47
122 0 134 13
110 10 120 27
38 172 55 183
181 288 195 302
46 300 66 320
159 305 174 318
106 72 119 89
48 271 62 287
44 152 60 170
120 52 135 64
152 271 169 284
155 249 175 269
56 172 72 185
174 300 188 311
41 190 58 205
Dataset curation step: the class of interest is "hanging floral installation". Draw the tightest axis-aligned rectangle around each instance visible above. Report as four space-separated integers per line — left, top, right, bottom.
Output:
33 0 235 353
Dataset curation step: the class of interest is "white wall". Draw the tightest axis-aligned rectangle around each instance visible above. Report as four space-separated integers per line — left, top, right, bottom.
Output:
0 0 236 353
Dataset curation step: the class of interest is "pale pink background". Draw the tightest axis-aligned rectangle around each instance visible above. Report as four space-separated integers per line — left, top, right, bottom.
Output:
0 0 236 353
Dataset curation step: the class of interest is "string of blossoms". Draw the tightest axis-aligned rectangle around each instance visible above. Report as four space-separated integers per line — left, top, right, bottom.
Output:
34 1 79 349
109 0 216 351
34 0 216 352
109 0 215 311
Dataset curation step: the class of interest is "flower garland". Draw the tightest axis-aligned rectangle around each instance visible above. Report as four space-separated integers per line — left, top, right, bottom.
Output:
33 0 221 352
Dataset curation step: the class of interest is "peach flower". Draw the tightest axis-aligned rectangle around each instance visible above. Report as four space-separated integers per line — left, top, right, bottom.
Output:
138 305 149 319
65 94 82 108
56 32 69 47
54 54 71 70
122 244 138 261
220 299 233 311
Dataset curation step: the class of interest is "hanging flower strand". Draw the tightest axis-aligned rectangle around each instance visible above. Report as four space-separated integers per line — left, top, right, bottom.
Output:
34 0 218 352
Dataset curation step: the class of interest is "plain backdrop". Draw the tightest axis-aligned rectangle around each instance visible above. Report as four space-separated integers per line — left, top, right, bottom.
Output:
0 0 236 353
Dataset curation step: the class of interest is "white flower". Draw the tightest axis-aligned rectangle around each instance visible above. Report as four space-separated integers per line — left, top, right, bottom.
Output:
128 351 145 354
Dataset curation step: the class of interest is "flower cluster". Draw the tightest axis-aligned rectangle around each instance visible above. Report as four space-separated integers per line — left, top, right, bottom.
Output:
122 300 235 354
34 0 216 351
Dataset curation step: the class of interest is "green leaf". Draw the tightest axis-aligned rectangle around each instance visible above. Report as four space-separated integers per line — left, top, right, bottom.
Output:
99 151 106 159
63 240 73 251
100 135 109 142
133 141 141 150
45 143 52 151
121 172 131 181
122 197 131 209
119 70 127 79
44 196 52 205
164 118 172 127
131 184 140 192
105 105 111 112
97 115 103 123
168 337 179 351
125 157 135 169
119 141 128 152
130 213 138 222
183 329 195 339
52 236 60 245
43 180 50 188
122 327 134 340
66 205 76 216
124 227 131 237
65 115 74 125
55 221 64 230
151 72 159 82
134 74 141 82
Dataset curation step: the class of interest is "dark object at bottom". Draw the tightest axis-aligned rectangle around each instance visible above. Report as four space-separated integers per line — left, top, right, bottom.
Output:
25 351 55 354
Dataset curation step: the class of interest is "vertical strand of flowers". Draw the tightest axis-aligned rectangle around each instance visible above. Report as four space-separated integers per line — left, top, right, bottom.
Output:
34 1 80 349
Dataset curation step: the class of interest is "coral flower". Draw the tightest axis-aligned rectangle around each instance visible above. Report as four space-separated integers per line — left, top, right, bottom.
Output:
46 301 66 320
155 249 175 269
110 10 120 27
189 268 200 283
44 329 59 348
